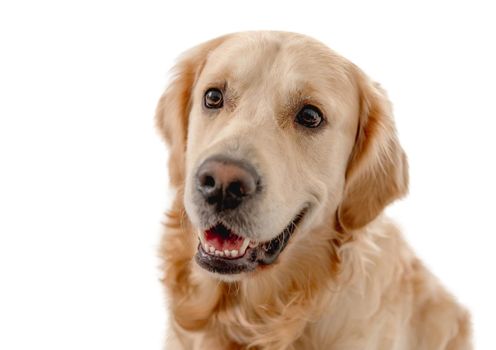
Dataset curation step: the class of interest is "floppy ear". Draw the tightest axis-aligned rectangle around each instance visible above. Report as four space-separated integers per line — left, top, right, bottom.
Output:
336 70 409 232
155 36 228 188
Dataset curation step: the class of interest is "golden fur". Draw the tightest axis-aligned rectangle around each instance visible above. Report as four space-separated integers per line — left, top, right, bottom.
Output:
156 32 471 349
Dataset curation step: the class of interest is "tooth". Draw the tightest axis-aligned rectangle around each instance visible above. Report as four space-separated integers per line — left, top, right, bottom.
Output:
249 241 258 248
198 231 205 243
209 246 215 253
224 250 231 257
214 250 224 257
204 243 210 252
239 238 250 255
231 250 238 257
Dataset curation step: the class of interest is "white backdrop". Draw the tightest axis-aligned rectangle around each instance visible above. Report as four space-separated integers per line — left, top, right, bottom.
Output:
1 1 495 349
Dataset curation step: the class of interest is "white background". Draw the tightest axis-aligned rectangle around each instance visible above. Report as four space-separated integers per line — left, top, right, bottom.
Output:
1 1 495 349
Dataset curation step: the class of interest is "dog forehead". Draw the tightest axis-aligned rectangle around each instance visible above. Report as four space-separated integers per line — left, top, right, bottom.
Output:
199 37 283 84
205 33 307 77
200 32 358 97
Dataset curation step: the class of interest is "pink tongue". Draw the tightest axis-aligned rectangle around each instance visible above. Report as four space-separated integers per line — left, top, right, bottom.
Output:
204 225 244 251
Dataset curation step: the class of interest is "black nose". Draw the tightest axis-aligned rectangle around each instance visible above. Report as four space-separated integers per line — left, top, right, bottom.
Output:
196 156 259 211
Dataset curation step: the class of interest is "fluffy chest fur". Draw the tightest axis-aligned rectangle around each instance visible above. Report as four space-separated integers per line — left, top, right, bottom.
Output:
161 206 470 350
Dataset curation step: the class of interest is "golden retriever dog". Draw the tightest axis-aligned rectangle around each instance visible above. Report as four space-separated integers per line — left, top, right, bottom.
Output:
156 31 471 349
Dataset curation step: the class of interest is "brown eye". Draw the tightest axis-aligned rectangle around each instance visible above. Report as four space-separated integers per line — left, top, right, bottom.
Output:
296 105 323 128
204 88 223 109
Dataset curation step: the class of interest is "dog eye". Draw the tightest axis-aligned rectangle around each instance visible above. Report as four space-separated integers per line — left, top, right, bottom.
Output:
204 88 223 109
295 105 323 128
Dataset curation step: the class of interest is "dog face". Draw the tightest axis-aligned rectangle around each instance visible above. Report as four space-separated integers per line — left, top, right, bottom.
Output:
156 32 408 279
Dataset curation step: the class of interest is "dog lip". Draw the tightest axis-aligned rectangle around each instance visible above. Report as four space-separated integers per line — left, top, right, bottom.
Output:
195 207 308 274
195 244 258 274
257 207 307 265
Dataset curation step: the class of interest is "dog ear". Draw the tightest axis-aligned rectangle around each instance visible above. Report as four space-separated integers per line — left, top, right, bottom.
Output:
155 36 228 188
336 70 409 232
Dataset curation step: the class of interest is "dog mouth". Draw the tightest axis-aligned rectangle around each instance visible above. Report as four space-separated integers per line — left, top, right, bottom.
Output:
198 224 259 259
195 208 307 275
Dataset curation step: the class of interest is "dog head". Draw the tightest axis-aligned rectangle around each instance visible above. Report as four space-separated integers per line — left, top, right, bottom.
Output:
156 32 408 279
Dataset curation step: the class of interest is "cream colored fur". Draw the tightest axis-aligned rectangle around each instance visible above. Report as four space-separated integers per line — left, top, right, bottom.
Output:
156 31 471 349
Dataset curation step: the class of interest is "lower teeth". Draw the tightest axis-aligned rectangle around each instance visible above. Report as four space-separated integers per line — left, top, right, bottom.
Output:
199 232 259 258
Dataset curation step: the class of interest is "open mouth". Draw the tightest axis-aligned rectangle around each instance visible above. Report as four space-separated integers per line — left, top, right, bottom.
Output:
195 208 307 275
199 224 259 259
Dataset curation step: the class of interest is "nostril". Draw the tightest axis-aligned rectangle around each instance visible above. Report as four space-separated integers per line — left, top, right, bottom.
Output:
227 181 244 198
201 174 216 188
198 173 221 205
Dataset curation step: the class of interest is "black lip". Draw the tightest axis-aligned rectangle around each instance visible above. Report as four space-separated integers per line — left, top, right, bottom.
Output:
195 208 307 275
